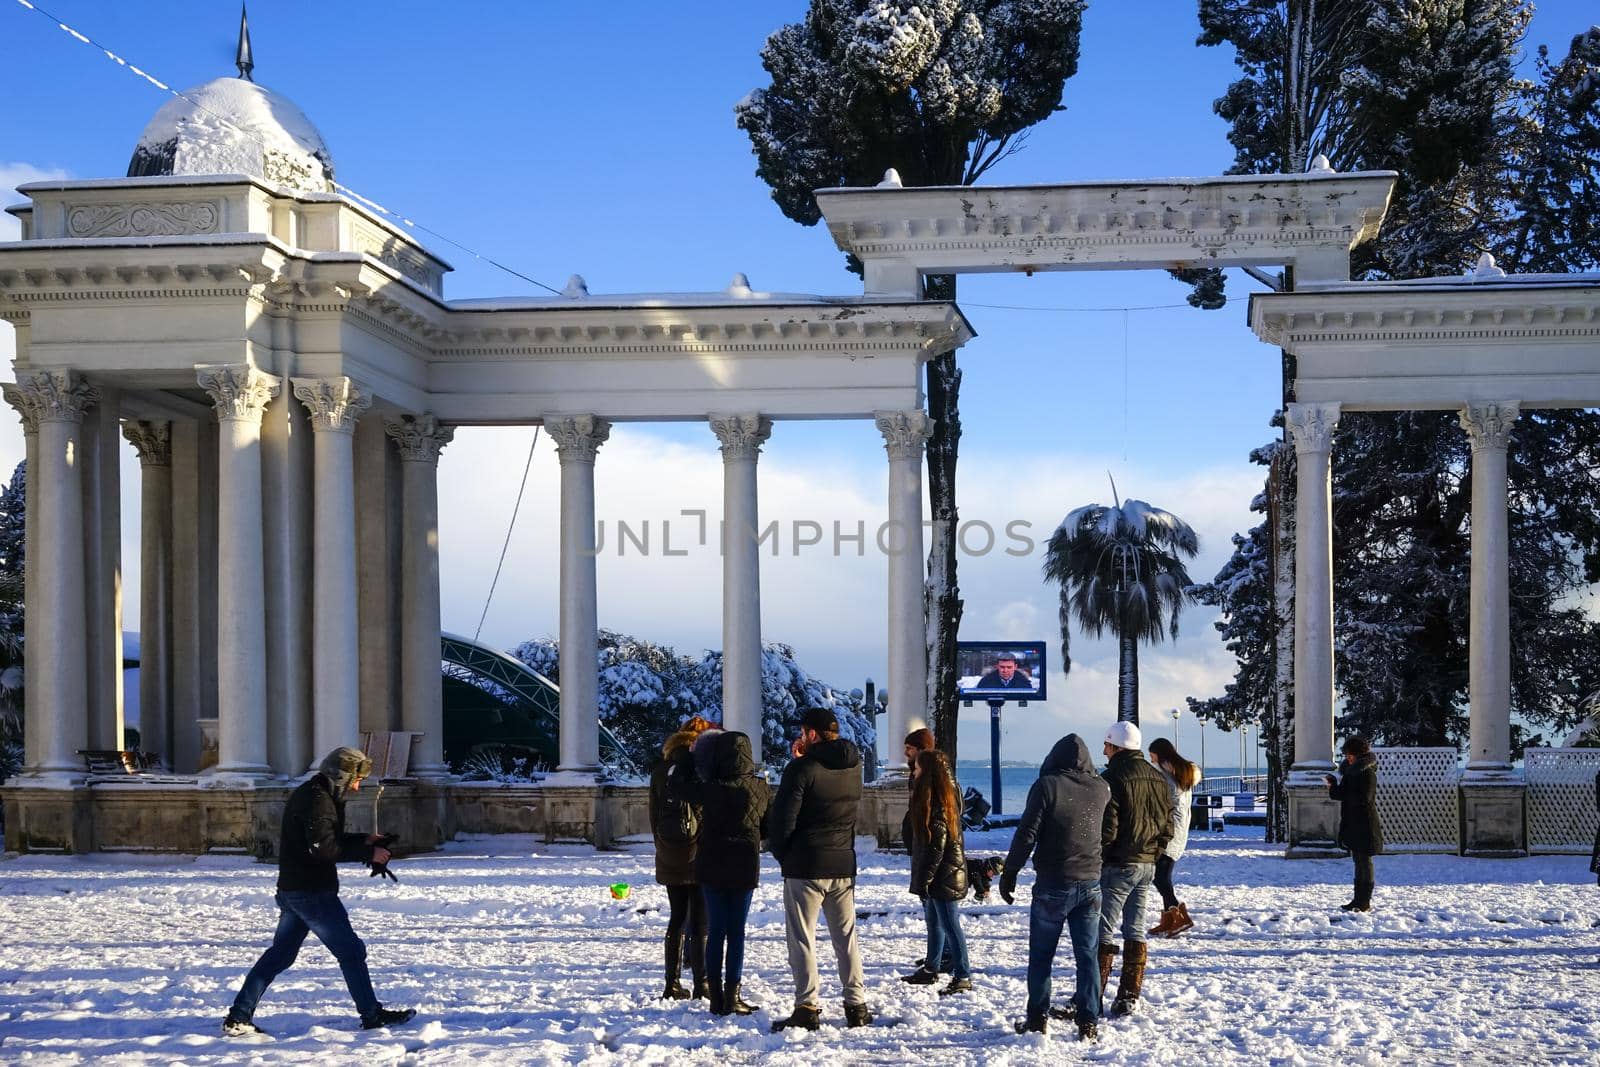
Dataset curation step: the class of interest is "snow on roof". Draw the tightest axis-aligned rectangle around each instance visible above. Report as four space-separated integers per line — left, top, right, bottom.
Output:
448 275 925 311
816 170 1400 195
1298 272 1600 294
128 77 334 194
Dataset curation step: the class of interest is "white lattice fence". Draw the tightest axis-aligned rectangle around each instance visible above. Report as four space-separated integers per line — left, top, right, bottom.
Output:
1525 747 1600 854
1372 748 1460 852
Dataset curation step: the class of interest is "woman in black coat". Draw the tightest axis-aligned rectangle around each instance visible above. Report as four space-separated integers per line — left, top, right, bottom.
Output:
900 749 971 995
648 716 711 1000
1590 768 1599 887
674 729 770 1017
1325 736 1384 912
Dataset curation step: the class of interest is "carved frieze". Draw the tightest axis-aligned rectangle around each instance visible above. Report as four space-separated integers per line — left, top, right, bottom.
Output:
67 201 221 239
352 222 439 293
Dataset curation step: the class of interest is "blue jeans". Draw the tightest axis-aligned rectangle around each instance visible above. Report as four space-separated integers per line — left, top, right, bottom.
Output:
231 890 380 1021
1100 863 1156 944
703 886 754 985
1026 881 1101 1021
923 896 970 980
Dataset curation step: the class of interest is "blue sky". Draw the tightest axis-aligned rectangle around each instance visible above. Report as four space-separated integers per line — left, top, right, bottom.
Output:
1 0 1594 764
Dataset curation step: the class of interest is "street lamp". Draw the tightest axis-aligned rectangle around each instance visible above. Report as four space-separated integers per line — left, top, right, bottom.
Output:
1171 707 1181 745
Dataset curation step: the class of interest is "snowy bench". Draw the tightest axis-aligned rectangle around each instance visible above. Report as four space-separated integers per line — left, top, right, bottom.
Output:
77 749 191 784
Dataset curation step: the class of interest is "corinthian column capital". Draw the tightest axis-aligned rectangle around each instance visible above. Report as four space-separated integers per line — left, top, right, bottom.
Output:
385 413 455 463
2 383 39 434
291 376 372 433
874 409 932 461
15 370 100 425
546 414 611 465
709 413 773 461
198 364 279 423
122 420 173 466
1286 402 1341 455
1458 401 1520 452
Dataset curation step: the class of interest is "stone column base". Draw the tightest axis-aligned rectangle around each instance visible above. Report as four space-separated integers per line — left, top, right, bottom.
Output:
1285 773 1343 858
1459 776 1527 858
863 777 911 850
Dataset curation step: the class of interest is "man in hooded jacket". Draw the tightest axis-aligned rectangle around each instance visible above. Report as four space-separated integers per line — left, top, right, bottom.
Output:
1000 733 1110 1040
1097 720 1173 1019
767 707 871 1032
222 747 415 1037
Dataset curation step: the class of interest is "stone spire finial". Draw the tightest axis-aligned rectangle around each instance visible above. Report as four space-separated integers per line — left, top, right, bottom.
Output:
236 3 255 82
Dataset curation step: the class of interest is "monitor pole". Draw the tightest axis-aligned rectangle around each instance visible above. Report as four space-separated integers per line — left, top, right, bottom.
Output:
988 699 1004 814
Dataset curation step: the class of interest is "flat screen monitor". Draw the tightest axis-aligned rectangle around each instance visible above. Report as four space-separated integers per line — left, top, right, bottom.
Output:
957 641 1046 702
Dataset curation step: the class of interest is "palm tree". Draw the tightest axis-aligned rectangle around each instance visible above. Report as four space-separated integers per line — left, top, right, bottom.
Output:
1043 484 1199 725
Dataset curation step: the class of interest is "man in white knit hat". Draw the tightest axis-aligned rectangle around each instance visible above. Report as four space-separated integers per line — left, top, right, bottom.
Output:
1095 721 1173 1019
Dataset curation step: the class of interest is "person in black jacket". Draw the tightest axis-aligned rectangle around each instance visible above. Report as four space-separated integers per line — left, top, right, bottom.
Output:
675 729 770 1017
1591 768 1600 888
649 716 712 1000
900 749 972 997
1000 734 1110 1040
1325 736 1384 912
222 747 414 1037
1097 720 1172 1019
768 707 871 1032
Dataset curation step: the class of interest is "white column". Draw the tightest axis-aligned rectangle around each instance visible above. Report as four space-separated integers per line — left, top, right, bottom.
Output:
711 414 772 763
81 388 123 752
1286 402 1340 776
1459 401 1520 776
198 364 278 777
292 377 371 765
876 410 931 773
17 371 98 776
2 386 42 771
123 421 174 766
386 413 455 777
261 383 314 777
547 415 610 776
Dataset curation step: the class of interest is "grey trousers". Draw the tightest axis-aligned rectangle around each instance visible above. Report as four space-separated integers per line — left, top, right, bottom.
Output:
782 876 867 1010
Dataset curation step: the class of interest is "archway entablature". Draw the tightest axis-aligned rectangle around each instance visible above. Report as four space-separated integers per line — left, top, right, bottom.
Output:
815 170 1398 294
1249 276 1600 411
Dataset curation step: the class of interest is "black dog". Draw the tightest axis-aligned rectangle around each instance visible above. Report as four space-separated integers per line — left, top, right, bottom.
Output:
966 856 1005 901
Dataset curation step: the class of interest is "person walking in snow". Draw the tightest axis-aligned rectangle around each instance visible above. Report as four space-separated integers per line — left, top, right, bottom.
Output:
222 747 415 1037
900 749 973 998
1146 737 1201 938
767 707 872 1032
1096 721 1172 1019
649 715 712 1001
1324 736 1384 912
1000 734 1109 1040
674 729 769 1017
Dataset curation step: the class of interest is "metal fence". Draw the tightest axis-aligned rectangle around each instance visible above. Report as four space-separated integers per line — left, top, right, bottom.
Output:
1525 747 1600 854
1372 747 1460 852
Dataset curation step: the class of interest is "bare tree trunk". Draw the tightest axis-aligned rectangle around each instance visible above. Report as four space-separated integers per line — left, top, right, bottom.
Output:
1269 442 1296 842
1118 632 1139 724
924 274 964 762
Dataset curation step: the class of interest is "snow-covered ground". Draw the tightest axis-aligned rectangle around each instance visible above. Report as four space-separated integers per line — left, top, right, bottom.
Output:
2 829 1597 1065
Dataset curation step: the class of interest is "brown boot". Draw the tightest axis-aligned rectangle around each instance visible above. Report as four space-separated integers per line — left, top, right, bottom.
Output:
1147 906 1180 937
1097 943 1118 996
1109 940 1147 1017
1167 902 1195 937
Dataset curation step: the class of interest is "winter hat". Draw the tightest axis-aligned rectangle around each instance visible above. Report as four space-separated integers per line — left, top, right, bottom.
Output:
800 706 839 735
1104 721 1142 751
319 746 373 795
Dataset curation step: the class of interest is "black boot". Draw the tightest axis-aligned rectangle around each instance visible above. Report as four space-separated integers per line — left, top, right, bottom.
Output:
1077 1017 1099 1041
1014 1013 1046 1034
844 1003 873 1028
360 1007 416 1030
688 934 708 999
221 1013 267 1038
770 1005 822 1032
662 934 690 999
708 978 728 1016
725 982 758 1015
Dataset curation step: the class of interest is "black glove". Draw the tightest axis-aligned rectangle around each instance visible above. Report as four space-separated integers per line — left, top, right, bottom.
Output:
369 834 399 881
998 870 1017 905
369 862 398 882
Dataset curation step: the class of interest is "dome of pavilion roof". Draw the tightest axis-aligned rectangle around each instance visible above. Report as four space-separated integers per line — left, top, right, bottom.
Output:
127 76 335 193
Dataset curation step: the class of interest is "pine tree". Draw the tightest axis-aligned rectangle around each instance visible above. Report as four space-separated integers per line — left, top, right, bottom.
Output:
737 1 1089 762
0 462 25 785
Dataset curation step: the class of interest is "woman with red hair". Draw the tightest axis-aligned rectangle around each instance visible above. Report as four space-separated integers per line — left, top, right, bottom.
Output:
900 749 973 995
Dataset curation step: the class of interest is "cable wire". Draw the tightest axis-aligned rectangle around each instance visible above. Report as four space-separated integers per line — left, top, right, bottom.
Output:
474 426 541 643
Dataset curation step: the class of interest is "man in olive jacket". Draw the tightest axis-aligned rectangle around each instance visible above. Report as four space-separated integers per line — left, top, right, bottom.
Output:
1097 721 1172 1018
767 707 870 1032
223 747 414 1037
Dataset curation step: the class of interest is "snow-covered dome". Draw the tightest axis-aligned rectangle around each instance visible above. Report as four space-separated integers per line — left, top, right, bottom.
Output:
127 77 335 193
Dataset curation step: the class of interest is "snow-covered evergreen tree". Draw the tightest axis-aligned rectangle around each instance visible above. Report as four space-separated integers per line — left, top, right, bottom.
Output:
0 462 25 785
737 1 1088 762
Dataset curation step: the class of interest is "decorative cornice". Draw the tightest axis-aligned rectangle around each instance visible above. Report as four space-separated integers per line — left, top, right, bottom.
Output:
709 414 773 461
291 376 372 434
546 414 611 464
875 409 932 461
1286 402 1341 454
384 413 454 463
121 420 173 466
198 364 280 423
1458 402 1520 452
2 383 38 434
17 370 100 425
66 201 222 239
1251 293 1600 349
